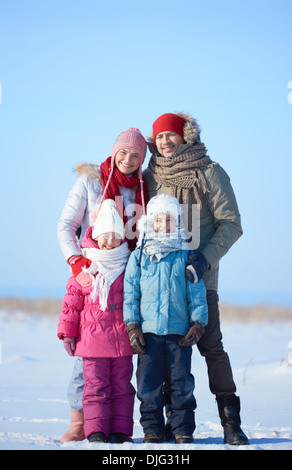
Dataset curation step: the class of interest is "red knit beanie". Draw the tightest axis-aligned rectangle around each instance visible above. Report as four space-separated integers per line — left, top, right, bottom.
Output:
152 113 185 143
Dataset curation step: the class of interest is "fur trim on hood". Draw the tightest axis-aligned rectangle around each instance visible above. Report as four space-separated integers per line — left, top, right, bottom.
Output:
75 162 101 180
148 112 201 145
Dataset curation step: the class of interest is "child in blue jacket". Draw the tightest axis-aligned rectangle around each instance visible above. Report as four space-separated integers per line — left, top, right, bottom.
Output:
123 194 208 444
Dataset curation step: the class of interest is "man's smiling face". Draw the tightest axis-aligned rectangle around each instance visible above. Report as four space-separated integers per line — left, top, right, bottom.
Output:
155 131 183 157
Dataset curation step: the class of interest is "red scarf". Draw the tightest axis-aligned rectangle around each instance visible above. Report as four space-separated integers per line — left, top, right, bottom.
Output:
100 156 149 251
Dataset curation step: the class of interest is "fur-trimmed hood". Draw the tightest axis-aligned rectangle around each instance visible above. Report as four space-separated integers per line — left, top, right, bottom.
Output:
148 112 201 146
137 194 182 238
74 162 101 180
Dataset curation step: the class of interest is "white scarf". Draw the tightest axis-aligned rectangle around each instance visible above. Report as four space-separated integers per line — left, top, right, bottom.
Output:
136 215 189 262
137 232 184 262
82 242 130 310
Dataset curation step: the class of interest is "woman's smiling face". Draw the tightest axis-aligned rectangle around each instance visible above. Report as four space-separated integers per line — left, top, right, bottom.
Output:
115 148 141 175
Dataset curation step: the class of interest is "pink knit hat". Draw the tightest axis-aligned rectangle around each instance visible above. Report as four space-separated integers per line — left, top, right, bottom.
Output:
111 128 147 162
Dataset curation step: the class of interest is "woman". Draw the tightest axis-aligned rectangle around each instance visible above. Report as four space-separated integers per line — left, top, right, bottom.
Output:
57 127 148 443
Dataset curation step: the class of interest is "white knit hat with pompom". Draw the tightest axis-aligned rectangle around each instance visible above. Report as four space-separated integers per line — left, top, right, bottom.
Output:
92 199 125 240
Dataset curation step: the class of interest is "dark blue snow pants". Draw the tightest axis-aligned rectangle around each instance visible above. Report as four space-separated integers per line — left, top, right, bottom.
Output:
136 333 196 437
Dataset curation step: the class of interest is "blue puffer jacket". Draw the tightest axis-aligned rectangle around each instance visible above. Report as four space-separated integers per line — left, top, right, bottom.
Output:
123 249 208 336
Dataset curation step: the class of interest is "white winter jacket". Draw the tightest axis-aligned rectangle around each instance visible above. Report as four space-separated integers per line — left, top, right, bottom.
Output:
57 163 137 262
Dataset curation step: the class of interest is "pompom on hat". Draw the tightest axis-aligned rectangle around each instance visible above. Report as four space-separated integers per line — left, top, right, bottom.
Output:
92 199 125 240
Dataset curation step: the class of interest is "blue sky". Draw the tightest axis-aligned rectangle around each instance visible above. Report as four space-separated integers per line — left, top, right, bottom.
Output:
0 0 291 306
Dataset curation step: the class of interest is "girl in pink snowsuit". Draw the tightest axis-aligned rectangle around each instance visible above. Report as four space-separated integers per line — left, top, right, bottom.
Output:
57 199 135 443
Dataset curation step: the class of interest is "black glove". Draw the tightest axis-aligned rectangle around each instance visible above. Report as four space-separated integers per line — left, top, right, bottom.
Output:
179 322 205 347
126 324 146 354
186 251 208 283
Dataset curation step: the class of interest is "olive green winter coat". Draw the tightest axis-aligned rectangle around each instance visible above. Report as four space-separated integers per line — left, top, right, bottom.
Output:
144 112 243 292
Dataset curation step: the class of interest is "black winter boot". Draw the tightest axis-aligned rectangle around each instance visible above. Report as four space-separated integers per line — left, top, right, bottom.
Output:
88 432 106 443
217 395 249 446
107 433 133 443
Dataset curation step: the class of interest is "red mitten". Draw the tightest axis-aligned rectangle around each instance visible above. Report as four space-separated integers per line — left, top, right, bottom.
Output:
70 256 92 287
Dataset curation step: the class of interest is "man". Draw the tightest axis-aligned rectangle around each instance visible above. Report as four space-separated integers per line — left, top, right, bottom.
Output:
143 112 249 446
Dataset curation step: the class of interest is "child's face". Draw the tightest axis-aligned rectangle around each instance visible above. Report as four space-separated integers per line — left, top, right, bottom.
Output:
94 232 122 250
115 148 141 175
153 213 176 234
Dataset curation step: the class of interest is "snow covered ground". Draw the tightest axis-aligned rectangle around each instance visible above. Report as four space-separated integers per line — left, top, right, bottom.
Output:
0 309 292 451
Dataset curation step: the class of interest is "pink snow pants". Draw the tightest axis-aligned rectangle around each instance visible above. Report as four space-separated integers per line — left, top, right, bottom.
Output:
82 356 135 439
